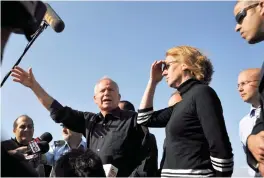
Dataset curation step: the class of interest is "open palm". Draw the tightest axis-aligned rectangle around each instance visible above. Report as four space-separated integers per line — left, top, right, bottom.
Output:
11 66 36 88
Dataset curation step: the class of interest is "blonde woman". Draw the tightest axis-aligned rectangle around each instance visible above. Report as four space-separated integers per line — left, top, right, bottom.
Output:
137 46 233 177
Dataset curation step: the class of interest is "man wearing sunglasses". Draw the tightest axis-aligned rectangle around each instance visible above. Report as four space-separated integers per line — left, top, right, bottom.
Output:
234 0 264 176
234 0 264 44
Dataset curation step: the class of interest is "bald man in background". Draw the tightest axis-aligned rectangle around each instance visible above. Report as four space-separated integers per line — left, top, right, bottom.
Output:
238 68 261 177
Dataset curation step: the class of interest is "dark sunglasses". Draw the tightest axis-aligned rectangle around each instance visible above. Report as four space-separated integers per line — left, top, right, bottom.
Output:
162 61 178 71
235 3 259 24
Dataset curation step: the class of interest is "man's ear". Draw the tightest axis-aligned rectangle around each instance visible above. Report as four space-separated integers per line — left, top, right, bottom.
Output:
260 1 264 16
93 95 97 105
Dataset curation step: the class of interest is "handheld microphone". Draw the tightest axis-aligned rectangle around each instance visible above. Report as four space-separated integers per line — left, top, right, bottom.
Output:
26 141 49 155
25 141 49 170
26 132 52 155
103 164 118 178
35 132 53 143
44 3 65 33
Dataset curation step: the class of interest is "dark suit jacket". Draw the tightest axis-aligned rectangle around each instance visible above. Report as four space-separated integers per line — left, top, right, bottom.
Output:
251 62 264 134
129 127 158 177
247 62 264 172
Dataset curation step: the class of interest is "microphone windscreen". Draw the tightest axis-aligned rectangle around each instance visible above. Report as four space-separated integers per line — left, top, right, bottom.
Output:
44 3 65 33
38 141 50 154
40 132 53 143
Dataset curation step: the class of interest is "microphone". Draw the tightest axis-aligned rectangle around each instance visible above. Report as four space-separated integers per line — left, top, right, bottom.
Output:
26 141 49 155
25 141 49 171
35 132 53 143
44 3 65 33
103 164 118 178
26 132 52 156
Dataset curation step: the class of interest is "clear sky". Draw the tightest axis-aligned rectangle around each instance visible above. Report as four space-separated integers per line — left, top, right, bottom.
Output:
1 1 263 177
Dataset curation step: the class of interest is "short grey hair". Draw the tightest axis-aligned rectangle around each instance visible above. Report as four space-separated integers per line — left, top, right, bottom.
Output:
94 76 120 95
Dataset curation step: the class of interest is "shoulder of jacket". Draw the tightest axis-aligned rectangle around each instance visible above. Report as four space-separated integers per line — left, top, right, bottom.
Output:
120 109 137 119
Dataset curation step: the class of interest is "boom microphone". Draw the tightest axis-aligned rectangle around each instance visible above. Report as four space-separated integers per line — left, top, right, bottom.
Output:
44 3 65 33
0 2 65 88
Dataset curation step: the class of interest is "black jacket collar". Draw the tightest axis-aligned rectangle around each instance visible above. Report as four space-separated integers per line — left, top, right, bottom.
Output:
177 78 201 95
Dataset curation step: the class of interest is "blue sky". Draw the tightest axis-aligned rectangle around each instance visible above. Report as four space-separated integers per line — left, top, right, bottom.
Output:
1 1 263 176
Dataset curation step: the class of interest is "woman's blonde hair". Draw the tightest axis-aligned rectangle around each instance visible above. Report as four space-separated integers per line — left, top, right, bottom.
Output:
166 45 214 85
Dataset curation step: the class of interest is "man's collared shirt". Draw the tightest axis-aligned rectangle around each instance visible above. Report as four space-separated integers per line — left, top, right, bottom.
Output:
49 100 147 177
239 106 261 177
45 139 87 166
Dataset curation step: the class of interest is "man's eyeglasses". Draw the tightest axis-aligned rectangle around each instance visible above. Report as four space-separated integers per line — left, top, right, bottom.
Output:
235 3 259 24
162 61 178 71
237 80 259 88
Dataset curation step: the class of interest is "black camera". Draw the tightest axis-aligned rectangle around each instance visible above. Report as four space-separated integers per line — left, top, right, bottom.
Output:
1 1 47 41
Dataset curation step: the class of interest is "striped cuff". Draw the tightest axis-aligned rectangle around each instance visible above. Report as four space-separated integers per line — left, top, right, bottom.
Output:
210 156 234 172
161 169 214 177
137 107 154 124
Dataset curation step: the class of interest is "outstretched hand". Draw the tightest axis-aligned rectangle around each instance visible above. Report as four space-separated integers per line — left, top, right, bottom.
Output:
11 66 36 88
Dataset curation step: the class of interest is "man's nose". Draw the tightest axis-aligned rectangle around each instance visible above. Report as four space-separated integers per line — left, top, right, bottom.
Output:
238 85 243 92
104 90 110 95
235 23 241 32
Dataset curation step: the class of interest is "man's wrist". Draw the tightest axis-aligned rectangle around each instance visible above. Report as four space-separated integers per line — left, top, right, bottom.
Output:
31 81 39 92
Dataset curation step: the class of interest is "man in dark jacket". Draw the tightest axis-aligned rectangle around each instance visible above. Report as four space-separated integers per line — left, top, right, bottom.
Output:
119 100 159 177
233 0 264 175
10 72 148 177
1 115 38 177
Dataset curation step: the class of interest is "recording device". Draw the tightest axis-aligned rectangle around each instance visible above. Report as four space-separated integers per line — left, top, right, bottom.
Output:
25 133 52 170
44 3 65 33
1 1 65 40
25 141 49 173
1 1 65 87
25 132 53 157
2 1 47 41
34 132 53 143
103 164 118 178
26 141 49 155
